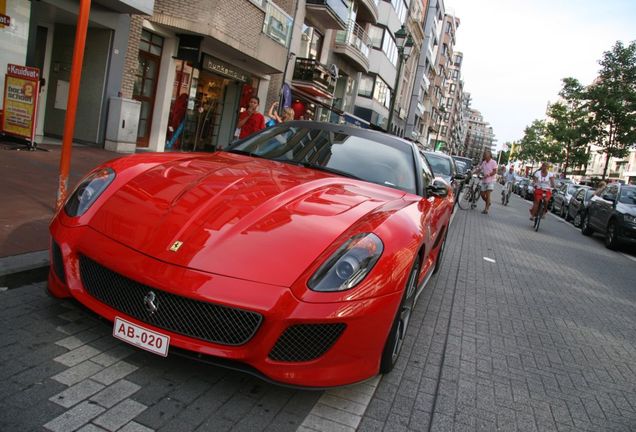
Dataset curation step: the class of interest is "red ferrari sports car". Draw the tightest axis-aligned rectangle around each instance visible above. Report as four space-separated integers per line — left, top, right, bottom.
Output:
48 121 453 388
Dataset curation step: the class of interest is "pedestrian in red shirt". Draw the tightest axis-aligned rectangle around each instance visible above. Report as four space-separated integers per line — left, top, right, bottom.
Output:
237 97 265 139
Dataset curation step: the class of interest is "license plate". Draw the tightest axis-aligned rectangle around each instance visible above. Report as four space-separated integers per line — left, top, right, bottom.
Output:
113 317 170 357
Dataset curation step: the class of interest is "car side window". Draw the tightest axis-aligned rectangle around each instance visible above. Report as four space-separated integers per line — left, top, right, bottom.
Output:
603 185 618 201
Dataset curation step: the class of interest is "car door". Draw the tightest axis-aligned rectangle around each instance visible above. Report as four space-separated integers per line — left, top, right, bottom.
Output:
569 189 584 217
593 184 618 232
417 154 446 277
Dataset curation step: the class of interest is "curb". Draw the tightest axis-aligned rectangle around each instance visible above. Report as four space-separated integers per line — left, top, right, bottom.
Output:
0 250 50 288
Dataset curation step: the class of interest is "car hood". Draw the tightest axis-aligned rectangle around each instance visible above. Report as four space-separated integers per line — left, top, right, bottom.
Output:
89 153 408 286
617 202 636 216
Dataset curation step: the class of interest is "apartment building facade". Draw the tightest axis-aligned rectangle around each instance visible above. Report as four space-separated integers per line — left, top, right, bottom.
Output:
463 108 495 163
405 0 444 148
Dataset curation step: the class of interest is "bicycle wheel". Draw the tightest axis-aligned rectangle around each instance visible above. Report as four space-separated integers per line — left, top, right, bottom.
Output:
471 187 480 209
457 187 473 210
534 200 543 231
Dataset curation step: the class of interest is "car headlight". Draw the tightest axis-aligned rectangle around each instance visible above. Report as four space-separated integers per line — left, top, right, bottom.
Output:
64 168 115 217
625 214 636 224
308 233 383 292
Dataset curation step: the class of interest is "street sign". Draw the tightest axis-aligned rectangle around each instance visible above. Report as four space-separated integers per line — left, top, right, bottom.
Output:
1 64 40 145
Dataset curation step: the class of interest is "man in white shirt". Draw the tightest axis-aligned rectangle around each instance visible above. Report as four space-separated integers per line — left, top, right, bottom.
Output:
530 162 556 219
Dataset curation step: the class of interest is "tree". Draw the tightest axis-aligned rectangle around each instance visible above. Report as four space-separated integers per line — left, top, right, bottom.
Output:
586 41 636 179
516 120 560 169
545 78 590 176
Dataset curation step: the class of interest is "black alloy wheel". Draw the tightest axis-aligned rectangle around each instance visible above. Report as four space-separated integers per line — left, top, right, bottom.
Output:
605 220 619 250
581 214 593 236
380 257 421 374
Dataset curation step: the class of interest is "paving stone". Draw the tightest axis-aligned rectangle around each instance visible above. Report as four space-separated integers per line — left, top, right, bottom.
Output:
52 361 104 387
50 379 105 408
54 345 102 367
90 379 141 408
92 399 147 431
91 361 138 385
43 400 106 432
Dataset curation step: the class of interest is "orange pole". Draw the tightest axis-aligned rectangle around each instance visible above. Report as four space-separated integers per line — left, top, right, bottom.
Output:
56 0 91 209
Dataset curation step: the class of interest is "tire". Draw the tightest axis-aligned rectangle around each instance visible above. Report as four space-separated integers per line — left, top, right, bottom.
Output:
573 212 582 228
457 187 472 210
534 201 543 232
581 214 593 236
380 258 420 374
605 220 619 250
432 231 447 275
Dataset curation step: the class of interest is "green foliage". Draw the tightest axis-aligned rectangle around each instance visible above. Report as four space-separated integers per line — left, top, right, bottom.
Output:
513 40 636 180
584 41 636 178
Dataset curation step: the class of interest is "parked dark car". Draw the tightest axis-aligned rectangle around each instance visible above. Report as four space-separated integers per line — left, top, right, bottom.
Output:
451 156 473 176
423 151 464 203
566 186 594 227
552 183 583 218
582 183 636 249
515 179 529 196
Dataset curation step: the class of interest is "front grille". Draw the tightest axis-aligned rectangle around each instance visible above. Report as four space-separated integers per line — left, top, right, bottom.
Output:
51 240 66 283
269 323 346 362
79 255 262 345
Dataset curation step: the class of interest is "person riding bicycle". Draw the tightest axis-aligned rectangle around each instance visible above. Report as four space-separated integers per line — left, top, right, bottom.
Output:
502 166 516 200
530 162 556 220
473 150 498 214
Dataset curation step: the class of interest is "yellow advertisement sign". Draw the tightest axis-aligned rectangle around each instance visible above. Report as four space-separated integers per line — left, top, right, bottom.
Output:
2 64 40 139
0 0 9 28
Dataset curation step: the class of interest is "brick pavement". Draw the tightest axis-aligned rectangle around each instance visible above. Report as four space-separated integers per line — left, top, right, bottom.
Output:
357 190 636 432
0 284 320 431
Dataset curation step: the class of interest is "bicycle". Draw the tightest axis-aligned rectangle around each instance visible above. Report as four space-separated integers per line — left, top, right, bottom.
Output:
457 174 482 210
501 181 513 205
533 190 548 232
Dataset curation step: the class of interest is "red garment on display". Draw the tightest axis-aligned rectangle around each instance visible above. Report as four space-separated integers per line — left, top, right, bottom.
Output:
291 100 305 120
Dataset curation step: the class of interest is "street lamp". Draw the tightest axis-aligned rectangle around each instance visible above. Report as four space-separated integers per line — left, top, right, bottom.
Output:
387 25 414 135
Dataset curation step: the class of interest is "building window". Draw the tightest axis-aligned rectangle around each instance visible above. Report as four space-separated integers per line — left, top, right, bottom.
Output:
390 0 408 23
140 29 163 56
299 25 323 60
382 32 398 66
367 25 384 49
373 76 390 108
358 74 374 97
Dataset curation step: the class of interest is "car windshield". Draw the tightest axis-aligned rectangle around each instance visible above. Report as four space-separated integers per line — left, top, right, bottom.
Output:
567 185 579 194
425 153 453 177
618 186 636 205
228 124 417 194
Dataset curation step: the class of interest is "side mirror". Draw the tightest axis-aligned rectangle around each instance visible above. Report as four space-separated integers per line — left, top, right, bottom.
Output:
427 180 449 198
454 173 467 181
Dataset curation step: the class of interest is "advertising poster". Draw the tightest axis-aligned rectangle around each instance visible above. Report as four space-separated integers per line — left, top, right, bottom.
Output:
2 63 40 140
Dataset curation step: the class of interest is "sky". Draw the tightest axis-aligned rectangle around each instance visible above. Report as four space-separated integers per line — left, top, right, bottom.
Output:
446 0 636 149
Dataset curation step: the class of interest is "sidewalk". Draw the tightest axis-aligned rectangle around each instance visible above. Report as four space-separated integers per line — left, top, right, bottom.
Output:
0 137 122 279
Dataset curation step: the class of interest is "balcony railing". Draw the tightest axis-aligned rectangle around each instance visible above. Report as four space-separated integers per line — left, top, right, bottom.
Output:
292 58 335 97
306 0 349 30
335 21 370 58
263 1 293 47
